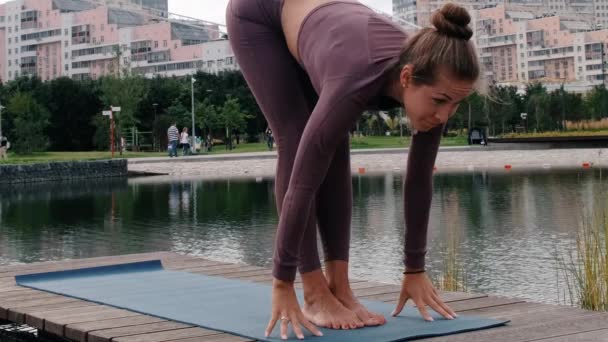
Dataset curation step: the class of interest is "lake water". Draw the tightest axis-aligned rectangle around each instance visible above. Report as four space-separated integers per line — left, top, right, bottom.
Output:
1 169 606 306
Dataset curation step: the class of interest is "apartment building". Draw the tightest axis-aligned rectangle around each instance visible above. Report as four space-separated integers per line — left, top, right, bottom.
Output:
393 0 608 91
0 0 236 83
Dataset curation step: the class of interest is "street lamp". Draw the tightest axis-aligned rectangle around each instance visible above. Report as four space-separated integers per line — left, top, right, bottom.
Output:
0 102 5 138
191 76 196 153
152 103 158 151
520 112 528 133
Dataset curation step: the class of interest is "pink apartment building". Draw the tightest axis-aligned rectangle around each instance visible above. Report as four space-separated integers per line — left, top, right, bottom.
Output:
394 0 608 91
0 0 236 83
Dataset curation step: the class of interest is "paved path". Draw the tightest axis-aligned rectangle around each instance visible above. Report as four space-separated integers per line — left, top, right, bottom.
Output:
128 147 608 180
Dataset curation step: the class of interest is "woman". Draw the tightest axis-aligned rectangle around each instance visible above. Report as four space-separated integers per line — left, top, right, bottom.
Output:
180 127 190 156
227 0 479 339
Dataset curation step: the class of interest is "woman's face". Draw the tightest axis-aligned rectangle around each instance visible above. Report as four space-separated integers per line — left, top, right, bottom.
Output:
399 66 474 133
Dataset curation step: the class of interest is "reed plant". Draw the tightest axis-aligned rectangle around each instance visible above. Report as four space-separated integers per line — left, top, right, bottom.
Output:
558 198 608 312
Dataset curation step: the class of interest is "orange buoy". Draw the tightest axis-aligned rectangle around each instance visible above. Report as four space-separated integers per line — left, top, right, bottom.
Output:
505 164 512 170
358 167 366 175
582 162 591 169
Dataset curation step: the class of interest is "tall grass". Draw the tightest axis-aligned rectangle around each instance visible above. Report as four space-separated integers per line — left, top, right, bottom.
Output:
432 220 468 293
565 118 608 131
558 197 608 312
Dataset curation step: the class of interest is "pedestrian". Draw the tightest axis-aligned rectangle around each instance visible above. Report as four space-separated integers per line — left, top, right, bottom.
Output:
167 122 179 157
265 127 274 151
180 127 191 156
228 1 477 337
0 135 9 160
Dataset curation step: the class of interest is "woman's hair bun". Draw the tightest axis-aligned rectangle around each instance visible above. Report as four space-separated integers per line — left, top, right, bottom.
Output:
431 3 473 41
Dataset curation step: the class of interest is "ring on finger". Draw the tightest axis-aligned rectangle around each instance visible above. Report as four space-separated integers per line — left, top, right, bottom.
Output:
280 317 290 322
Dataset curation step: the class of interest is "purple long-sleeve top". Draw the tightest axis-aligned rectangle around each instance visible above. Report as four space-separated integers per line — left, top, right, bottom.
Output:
273 1 442 282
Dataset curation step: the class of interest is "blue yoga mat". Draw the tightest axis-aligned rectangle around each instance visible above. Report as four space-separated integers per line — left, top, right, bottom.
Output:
16 260 509 341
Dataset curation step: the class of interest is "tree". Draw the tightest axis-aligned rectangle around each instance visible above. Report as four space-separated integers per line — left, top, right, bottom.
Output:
92 114 110 151
43 77 102 151
218 96 253 150
165 99 191 129
7 92 50 153
196 98 220 137
99 76 147 135
525 82 551 132
583 85 608 120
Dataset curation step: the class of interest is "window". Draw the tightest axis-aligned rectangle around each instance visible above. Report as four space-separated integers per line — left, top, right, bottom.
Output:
154 41 158 48
163 40 167 47
8 26 11 33
8 49 11 55
101 35 104 42
8 60 11 66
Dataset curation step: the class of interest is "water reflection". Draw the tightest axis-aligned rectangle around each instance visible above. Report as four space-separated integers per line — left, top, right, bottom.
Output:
0 169 606 305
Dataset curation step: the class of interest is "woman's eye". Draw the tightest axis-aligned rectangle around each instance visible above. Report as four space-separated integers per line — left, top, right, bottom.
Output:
433 99 445 105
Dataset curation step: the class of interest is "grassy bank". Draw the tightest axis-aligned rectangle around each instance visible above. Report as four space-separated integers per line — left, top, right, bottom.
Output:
0 135 468 165
499 130 608 139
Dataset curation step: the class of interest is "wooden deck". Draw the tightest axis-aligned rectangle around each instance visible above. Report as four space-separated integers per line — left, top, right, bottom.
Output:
1 252 607 342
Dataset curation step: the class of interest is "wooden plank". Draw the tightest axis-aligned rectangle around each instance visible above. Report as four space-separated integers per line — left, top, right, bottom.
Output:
25 304 121 328
423 303 606 341
8 301 98 324
1 297 84 321
86 321 193 342
526 328 608 341
44 308 143 337
65 315 167 342
113 327 221 342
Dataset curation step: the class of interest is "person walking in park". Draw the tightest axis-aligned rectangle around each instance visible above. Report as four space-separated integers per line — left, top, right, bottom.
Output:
0 135 8 160
180 127 191 156
266 127 275 151
227 0 479 339
167 122 179 158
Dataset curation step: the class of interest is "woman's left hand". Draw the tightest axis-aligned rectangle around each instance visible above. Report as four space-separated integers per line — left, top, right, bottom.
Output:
391 272 458 321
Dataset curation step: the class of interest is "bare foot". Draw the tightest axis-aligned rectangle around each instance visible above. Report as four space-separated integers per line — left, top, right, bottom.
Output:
331 285 387 327
324 260 386 327
301 270 364 330
302 288 365 330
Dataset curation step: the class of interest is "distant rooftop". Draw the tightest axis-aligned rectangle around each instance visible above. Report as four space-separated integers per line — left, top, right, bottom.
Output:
108 8 146 27
52 0 95 12
506 11 535 20
171 22 210 43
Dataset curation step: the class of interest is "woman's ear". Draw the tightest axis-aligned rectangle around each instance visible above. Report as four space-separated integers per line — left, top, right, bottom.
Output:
399 64 413 89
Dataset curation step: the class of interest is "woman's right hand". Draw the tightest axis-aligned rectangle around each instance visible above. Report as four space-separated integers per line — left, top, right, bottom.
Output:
265 279 324 340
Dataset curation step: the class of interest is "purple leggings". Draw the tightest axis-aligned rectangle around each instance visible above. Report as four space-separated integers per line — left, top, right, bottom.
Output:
227 0 351 274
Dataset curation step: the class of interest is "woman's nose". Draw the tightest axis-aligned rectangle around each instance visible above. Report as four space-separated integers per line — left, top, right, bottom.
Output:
435 110 450 124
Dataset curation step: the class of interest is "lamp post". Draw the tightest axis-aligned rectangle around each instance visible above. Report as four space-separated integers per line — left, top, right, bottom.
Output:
191 76 196 153
521 112 528 133
0 102 4 138
152 103 158 151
